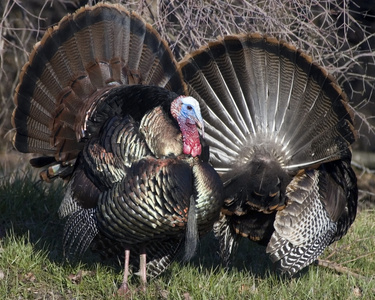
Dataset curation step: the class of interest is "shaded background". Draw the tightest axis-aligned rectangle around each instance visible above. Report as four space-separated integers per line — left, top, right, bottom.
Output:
1 0 375 188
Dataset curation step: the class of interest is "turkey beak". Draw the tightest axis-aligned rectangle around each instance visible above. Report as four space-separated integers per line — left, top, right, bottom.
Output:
194 113 205 139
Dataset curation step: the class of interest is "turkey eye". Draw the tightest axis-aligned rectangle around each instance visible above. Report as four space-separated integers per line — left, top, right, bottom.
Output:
187 105 193 110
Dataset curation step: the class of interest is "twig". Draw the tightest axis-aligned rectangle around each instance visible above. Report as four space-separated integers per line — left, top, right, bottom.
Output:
341 251 375 265
315 259 368 280
324 244 351 260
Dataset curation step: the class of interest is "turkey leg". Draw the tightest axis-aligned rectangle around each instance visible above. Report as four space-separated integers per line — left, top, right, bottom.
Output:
117 249 130 296
139 246 147 292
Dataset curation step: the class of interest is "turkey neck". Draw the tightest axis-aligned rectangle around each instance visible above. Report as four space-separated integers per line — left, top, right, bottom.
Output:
178 121 201 157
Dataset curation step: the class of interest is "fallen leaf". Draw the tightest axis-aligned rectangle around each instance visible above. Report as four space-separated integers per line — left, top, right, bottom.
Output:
353 286 362 298
24 272 36 282
68 270 96 284
68 270 83 284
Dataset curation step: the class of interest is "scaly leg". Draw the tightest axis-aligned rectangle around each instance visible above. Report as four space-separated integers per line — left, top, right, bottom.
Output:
139 246 147 292
117 249 130 296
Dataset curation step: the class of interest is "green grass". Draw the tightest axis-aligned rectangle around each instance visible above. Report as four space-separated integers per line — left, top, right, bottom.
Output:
0 169 374 299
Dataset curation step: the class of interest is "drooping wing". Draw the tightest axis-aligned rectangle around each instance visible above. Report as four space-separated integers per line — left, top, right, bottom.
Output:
267 157 357 276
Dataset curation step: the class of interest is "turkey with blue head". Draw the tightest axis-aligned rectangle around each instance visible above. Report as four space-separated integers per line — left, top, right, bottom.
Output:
177 33 358 276
11 2 223 294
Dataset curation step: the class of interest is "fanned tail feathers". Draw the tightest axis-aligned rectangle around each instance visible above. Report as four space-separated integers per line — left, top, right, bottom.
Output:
177 33 357 275
12 3 185 171
178 33 356 176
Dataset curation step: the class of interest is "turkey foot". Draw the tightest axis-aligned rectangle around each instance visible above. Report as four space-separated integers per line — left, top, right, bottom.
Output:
117 247 148 297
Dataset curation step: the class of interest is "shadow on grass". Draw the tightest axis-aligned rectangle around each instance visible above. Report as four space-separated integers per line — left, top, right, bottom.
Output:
0 166 286 285
188 231 276 279
0 167 119 271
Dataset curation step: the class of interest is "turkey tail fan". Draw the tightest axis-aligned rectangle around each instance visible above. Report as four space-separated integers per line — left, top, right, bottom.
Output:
177 33 356 179
12 3 185 170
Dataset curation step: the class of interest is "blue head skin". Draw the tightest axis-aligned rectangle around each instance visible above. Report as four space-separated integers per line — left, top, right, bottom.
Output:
170 96 204 157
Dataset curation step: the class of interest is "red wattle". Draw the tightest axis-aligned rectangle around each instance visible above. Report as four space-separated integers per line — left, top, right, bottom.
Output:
183 141 201 157
181 124 201 157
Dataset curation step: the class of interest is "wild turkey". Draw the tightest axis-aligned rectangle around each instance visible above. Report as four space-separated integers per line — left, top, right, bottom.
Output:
177 34 358 276
11 2 223 293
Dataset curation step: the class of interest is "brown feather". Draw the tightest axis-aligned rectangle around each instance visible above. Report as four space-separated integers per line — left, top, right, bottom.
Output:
12 3 185 169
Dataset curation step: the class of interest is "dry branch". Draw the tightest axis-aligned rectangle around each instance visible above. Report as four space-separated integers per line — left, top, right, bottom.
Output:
1 0 375 160
315 259 368 280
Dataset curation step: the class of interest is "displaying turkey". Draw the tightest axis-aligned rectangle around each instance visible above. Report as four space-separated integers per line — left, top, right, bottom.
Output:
11 2 223 294
177 34 358 276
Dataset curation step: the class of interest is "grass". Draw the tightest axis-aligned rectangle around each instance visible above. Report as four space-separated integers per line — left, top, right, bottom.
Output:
1 1 375 298
0 168 375 299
